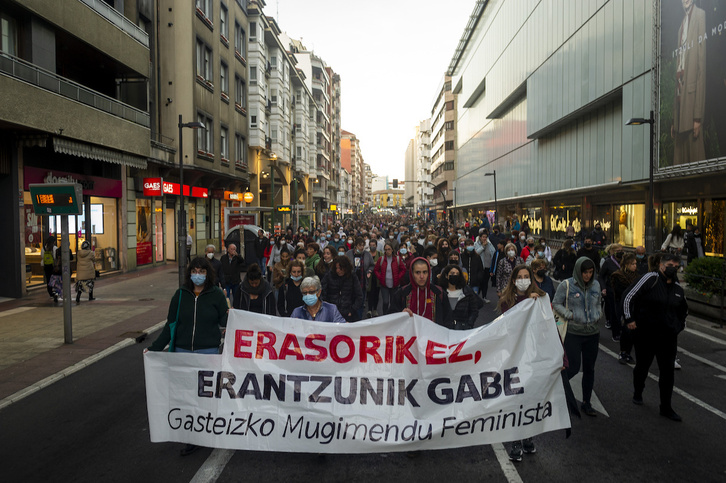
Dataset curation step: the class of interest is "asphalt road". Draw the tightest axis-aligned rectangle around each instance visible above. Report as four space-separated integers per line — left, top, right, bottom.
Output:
2 289 726 483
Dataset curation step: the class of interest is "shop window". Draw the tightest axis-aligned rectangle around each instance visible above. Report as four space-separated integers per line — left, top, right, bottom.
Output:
549 205 582 238
614 204 645 247
521 208 543 235
703 199 725 257
662 202 698 240
136 199 153 266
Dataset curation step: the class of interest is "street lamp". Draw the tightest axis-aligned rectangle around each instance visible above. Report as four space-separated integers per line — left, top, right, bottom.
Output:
178 115 205 287
625 110 655 254
484 170 498 227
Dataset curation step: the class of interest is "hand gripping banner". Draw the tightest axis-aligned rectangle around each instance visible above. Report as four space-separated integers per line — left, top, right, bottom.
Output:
144 297 571 453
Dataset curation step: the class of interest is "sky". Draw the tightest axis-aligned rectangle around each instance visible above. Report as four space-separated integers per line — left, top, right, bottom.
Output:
270 0 476 180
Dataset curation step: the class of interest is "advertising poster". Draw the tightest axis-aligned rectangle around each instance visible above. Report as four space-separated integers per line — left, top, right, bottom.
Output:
660 0 726 167
136 199 152 266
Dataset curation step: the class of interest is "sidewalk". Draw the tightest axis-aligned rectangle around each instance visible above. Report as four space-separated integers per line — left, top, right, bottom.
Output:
0 264 180 404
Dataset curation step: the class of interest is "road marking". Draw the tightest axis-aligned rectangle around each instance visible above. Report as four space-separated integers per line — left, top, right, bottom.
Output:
0 319 167 411
190 449 235 483
684 328 726 347
599 345 726 422
491 443 524 483
569 373 609 417
677 347 726 373
716 375 726 381
0 306 36 318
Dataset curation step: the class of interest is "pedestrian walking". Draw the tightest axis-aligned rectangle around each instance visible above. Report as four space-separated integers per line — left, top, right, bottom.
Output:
496 243 524 295
374 243 407 315
390 257 449 326
205 244 225 289
661 225 685 256
74 241 96 304
291 276 347 323
221 243 244 300
441 264 483 330
41 237 58 300
277 259 305 317
473 233 495 303
233 263 275 315
599 244 624 338
553 239 578 281
321 255 364 322
611 253 640 365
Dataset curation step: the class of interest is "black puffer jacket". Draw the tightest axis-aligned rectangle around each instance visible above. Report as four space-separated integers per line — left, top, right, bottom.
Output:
460 250 484 288
322 271 363 322
442 285 483 330
277 279 303 317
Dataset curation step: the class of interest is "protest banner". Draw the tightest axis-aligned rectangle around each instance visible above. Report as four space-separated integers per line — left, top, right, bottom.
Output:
144 297 570 453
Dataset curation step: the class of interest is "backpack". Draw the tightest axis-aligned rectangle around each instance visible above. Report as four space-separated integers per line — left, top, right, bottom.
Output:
43 250 54 266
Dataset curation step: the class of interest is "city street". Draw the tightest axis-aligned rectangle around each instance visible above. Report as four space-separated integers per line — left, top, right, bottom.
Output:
1 268 725 482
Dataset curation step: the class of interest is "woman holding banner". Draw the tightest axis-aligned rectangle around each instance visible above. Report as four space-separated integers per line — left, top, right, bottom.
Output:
496 264 545 462
146 256 228 456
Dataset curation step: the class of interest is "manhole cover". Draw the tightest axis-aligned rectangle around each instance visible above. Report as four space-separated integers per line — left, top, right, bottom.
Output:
139 298 154 301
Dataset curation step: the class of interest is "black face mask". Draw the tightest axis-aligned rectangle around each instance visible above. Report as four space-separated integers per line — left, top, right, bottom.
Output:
536 269 546 278
585 243 592 248
664 266 678 280
615 251 624 260
448 274 462 286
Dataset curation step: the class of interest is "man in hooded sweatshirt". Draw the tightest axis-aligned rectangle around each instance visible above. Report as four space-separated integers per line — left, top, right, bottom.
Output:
390 257 449 327
552 257 603 417
233 263 276 315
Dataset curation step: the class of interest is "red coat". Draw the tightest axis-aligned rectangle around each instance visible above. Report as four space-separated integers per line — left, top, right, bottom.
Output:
374 255 406 288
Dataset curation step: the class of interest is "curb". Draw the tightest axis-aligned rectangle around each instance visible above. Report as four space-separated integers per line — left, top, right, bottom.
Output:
0 320 166 412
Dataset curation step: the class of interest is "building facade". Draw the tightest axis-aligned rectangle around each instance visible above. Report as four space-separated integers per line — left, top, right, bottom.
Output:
341 129 364 213
450 0 726 257
429 75 456 221
415 118 434 218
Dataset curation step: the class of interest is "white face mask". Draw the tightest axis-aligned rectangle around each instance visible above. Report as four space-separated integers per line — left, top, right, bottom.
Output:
206 252 214 259
515 279 531 292
430 258 438 267
507 250 516 258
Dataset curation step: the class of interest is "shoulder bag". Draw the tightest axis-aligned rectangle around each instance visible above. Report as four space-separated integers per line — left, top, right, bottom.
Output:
554 280 569 342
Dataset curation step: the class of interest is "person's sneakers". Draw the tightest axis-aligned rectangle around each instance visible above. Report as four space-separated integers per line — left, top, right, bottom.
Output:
372 310 378 317
605 321 612 329
624 353 635 364
53 294 58 304
660 408 682 422
180 444 199 456
581 402 598 417
522 438 536 454
483 298 491 304
618 352 629 364
632 394 644 406
612 335 620 342
508 441 523 462
366 310 372 319
674 358 682 370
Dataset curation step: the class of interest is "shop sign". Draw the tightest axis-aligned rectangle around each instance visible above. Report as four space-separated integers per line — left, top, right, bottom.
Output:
550 215 582 234
224 191 243 201
24 167 122 198
143 178 162 196
142 178 208 198
677 206 698 215
243 192 254 203
521 214 542 235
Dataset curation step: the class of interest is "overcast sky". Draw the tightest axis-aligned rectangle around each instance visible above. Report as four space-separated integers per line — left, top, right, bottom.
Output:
270 0 476 180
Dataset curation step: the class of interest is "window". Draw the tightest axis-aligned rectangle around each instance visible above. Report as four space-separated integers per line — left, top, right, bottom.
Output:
197 113 213 154
196 39 212 82
271 128 278 144
445 100 454 111
250 115 257 128
445 141 454 151
234 75 247 109
249 21 257 40
1 13 17 55
271 89 277 106
234 21 245 58
235 133 247 168
270 56 277 69
220 4 228 41
445 121 454 131
249 65 257 84
220 126 229 160
196 0 212 17
296 146 302 158
220 62 228 95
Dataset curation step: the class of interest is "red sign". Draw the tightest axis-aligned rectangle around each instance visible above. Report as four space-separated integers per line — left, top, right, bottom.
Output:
143 178 162 196
142 178 207 198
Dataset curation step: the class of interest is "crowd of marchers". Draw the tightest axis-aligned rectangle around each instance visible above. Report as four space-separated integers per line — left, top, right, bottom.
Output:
146 213 690 459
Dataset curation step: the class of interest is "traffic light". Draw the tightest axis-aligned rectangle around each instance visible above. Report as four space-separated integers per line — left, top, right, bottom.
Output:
392 179 398 188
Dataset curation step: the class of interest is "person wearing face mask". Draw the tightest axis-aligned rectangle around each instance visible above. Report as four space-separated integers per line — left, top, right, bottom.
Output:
291 276 347 322
525 243 550 271
496 243 525 295
277 260 306 317
441 264 483 330
599 244 624 339
590 223 607 248
146 256 228 456
321 256 364 322
366 240 383 317
315 246 336 280
530 258 555 300
233 263 276 315
576 235 601 269
221 243 244 300
622 253 688 421
204 244 225 289
328 233 345 252
461 238 485 298
520 236 536 262
474 233 496 303
634 246 649 275
553 257 603 418
553 238 578 281
346 237 375 318
437 238 451 264
305 242 322 271
685 225 704 264
272 248 292 290
374 243 407 315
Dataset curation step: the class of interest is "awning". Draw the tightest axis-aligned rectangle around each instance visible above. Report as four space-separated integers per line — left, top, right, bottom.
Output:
53 137 147 169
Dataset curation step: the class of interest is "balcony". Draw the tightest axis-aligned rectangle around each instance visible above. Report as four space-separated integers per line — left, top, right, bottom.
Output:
0 53 149 128
79 0 149 47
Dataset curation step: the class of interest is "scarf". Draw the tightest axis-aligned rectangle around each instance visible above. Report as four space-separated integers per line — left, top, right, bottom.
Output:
408 285 434 321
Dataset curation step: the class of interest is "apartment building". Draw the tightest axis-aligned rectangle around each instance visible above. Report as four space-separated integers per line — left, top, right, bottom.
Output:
415 119 434 218
429 75 456 222
364 163 373 206
404 138 415 208
1 0 151 297
341 130 364 212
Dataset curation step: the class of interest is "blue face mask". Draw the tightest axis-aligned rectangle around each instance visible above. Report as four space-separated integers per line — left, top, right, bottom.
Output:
636 254 645 259
399 248 407 255
538 251 544 257
291 275 303 282
190 273 206 286
303 293 318 306
466 246 475 252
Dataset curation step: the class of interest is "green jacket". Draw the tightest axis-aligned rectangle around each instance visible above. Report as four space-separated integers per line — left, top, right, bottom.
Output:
149 286 228 352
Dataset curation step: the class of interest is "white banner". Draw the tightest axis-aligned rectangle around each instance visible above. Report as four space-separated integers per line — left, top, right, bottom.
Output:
144 297 570 453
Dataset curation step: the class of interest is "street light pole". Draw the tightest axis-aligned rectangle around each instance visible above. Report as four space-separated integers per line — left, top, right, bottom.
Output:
485 170 498 227
178 115 205 287
625 111 655 254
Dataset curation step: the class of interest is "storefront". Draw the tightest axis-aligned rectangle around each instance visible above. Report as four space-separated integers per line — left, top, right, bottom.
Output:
549 204 582 240
23 166 121 287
